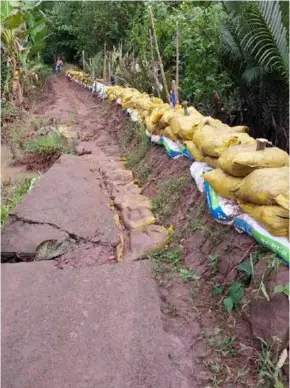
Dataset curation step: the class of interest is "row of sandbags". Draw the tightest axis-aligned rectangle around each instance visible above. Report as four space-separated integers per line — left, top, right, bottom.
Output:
67 74 289 262
106 85 289 239
67 70 91 85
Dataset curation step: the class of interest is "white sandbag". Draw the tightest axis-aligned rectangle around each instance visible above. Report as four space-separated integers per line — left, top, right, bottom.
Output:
204 181 242 224
234 213 290 265
161 137 184 159
190 162 212 192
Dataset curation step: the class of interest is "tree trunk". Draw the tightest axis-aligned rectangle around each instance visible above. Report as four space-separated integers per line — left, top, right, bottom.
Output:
149 28 161 98
175 21 179 104
149 6 170 103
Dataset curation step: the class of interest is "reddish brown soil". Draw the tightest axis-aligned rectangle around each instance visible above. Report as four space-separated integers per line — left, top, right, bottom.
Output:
4 75 288 386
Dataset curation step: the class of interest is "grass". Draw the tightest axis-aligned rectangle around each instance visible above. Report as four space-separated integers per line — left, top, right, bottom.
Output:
257 337 287 388
133 163 151 183
186 215 225 242
1 176 39 225
120 121 149 169
24 131 76 161
179 268 200 283
152 176 187 220
206 328 237 357
1 103 22 122
208 254 219 274
145 245 183 281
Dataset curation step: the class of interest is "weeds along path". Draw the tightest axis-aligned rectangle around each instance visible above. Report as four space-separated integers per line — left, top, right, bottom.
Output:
2 75 288 387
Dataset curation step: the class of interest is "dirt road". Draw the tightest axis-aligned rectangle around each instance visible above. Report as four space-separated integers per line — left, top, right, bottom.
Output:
2 77 190 387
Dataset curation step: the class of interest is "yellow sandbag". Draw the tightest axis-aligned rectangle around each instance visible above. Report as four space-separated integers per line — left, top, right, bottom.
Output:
274 193 289 210
162 126 178 141
239 202 289 237
193 125 218 150
201 132 256 157
184 141 204 161
234 167 289 205
203 168 243 199
160 110 177 126
150 105 171 124
144 115 157 134
169 113 203 138
204 156 219 169
209 119 249 133
218 144 289 177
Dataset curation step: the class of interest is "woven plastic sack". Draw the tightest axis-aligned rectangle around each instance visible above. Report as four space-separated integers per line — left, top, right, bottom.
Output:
150 105 171 124
203 156 219 169
203 169 243 199
160 110 178 126
190 162 212 192
234 213 290 265
234 167 289 205
218 144 289 177
144 115 157 133
239 202 289 237
161 137 184 159
274 193 289 210
163 126 178 141
204 181 242 224
201 132 256 157
184 141 204 162
169 113 203 139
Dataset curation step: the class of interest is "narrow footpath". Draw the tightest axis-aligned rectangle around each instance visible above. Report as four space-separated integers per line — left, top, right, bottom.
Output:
1 77 191 387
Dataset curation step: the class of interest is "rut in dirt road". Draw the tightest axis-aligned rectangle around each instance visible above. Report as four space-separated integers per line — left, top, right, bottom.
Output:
1 76 194 388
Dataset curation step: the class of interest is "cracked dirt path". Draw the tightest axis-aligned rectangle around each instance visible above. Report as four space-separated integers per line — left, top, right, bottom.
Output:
1 76 190 387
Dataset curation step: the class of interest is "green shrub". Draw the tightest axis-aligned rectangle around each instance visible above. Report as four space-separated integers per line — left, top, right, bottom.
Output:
24 132 72 160
1 177 39 225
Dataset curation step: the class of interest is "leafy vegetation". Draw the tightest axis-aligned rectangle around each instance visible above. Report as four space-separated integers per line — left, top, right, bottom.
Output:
24 132 76 161
42 0 288 149
1 0 51 103
1 176 39 225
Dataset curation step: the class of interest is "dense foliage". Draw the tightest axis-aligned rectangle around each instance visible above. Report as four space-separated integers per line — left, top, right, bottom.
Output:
1 0 51 103
1 1 289 150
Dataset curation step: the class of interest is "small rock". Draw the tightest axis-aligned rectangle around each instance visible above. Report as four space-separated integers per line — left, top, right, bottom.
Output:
108 255 116 261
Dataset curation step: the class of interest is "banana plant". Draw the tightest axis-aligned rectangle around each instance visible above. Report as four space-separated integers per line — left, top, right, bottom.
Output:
1 0 47 104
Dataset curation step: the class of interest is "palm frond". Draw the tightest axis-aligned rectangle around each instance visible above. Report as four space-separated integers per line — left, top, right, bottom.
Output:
221 22 244 64
240 1 288 78
241 66 262 86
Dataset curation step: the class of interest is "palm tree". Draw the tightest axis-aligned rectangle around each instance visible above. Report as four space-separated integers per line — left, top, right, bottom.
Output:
221 1 289 151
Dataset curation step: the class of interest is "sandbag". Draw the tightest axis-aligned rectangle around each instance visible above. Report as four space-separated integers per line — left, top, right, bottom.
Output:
160 110 178 126
234 213 289 265
190 162 212 192
239 202 289 237
169 112 203 138
234 167 289 205
201 132 256 157
218 144 289 177
203 156 219 169
193 125 215 149
161 137 184 159
150 105 171 124
204 181 242 224
203 169 243 199
144 115 157 133
184 141 204 161
274 193 289 210
163 126 178 141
